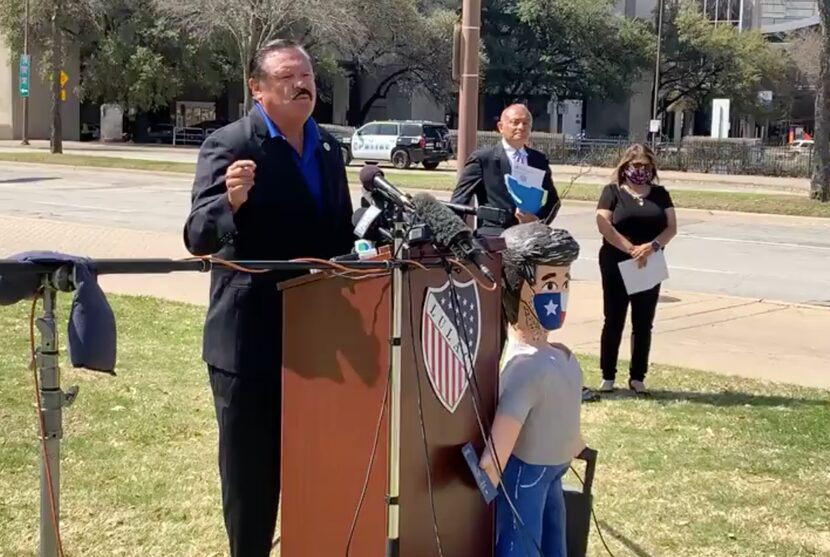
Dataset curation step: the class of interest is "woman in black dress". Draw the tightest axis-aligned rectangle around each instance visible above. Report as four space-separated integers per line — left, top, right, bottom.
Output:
595 144 677 395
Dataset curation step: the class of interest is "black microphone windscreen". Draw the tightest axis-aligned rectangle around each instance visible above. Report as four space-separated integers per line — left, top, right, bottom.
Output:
412 193 496 282
411 193 469 249
359 165 384 189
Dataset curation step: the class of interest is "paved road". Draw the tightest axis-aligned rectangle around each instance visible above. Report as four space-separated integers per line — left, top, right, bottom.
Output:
561 207 830 307
1 162 829 306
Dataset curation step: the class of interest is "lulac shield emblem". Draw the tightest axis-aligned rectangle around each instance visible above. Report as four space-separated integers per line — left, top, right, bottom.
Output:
421 278 481 413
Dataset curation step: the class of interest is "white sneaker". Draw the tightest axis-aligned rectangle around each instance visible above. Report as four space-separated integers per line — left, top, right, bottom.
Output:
628 379 649 395
598 380 615 392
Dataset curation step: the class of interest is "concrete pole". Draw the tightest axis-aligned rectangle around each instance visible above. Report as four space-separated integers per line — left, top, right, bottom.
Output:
457 0 482 177
738 0 744 31
651 0 664 148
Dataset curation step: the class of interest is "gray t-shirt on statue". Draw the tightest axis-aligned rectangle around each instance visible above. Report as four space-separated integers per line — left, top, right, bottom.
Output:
498 339 585 466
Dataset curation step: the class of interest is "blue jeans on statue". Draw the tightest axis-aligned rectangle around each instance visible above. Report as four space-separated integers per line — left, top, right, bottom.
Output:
496 454 570 557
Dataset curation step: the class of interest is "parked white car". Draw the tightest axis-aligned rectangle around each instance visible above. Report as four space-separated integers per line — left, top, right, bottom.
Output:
349 120 452 170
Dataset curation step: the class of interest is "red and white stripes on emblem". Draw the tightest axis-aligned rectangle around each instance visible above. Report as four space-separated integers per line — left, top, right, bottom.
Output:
423 307 468 412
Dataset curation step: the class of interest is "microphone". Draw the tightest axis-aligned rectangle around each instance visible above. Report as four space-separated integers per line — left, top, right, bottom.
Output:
410 193 496 283
359 165 414 211
352 206 392 243
440 201 477 216
441 202 510 226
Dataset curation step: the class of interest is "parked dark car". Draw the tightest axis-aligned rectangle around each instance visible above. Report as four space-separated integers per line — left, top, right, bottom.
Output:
320 123 354 166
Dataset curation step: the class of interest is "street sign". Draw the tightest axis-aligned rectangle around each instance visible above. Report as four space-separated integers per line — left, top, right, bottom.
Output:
19 54 30 98
52 70 68 101
649 119 661 133
711 98 731 139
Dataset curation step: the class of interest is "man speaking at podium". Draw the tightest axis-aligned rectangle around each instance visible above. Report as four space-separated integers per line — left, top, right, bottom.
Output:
451 104 560 236
183 39 354 557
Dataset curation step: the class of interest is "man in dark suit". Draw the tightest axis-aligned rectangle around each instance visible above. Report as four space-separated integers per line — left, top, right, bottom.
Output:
451 104 560 236
183 39 354 557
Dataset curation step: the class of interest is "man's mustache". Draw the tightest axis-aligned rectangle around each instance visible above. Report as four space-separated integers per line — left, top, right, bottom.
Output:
293 89 312 100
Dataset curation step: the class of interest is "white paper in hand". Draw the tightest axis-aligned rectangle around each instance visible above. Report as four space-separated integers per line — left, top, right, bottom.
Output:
510 162 545 190
617 250 669 295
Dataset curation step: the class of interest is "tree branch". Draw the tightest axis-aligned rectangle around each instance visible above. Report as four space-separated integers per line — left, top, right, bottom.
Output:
358 66 412 123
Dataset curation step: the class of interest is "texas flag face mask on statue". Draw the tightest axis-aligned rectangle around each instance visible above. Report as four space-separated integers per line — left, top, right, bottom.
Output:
521 264 571 331
532 290 568 330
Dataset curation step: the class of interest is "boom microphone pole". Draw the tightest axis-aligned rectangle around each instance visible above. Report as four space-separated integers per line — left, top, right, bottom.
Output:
0 254 444 557
0 258 419 277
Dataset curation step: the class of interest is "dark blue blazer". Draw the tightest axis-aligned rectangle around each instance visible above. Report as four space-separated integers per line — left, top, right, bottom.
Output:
184 108 355 375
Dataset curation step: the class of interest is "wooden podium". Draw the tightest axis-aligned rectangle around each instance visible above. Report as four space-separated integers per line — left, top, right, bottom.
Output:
278 241 504 557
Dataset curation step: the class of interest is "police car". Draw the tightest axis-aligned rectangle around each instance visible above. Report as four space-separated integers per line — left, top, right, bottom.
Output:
349 120 452 170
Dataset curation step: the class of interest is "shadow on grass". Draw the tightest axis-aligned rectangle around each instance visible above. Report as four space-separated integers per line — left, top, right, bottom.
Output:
595 388 827 408
597 520 653 557
651 389 827 408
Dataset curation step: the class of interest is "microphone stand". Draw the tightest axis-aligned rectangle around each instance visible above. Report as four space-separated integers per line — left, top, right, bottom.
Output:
35 266 78 557
385 208 406 557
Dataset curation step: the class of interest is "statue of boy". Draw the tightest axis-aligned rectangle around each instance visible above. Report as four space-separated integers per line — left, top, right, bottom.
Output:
480 221 586 557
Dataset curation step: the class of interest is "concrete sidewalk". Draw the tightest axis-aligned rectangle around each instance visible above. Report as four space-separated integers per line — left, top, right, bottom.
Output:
1 214 827 390
559 282 830 390
0 139 810 194
0 214 210 306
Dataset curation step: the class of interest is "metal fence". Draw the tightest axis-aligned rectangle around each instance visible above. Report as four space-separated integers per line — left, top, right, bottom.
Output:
653 142 814 178
447 131 815 178
174 120 813 179
172 126 224 146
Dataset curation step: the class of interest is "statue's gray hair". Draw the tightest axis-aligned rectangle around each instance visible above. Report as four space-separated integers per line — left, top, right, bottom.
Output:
500 222 580 325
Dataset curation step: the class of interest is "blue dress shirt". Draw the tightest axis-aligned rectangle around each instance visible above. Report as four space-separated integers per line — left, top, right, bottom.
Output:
254 102 324 212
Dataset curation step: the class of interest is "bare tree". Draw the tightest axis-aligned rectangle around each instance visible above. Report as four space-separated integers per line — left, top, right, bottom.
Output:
787 27 829 201
789 28 821 86
344 0 454 124
556 162 594 203
159 0 360 111
810 5 830 201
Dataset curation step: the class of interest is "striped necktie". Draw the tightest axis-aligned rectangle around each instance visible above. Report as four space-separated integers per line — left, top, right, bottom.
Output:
512 149 527 166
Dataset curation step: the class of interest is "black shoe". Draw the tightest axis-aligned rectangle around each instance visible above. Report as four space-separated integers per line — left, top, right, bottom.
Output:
582 386 601 403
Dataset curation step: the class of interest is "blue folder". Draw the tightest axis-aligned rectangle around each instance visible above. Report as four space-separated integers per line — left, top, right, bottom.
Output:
505 175 545 214
461 442 499 504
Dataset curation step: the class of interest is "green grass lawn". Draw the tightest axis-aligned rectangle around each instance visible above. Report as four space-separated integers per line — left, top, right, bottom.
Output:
2 151 830 219
0 152 196 174
0 295 827 556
